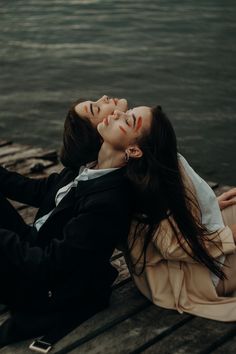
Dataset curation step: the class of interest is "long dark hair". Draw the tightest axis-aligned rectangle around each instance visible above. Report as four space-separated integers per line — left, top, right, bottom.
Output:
126 106 225 279
60 99 102 172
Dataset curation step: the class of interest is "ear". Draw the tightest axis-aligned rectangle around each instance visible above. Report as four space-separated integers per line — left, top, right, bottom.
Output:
125 145 143 159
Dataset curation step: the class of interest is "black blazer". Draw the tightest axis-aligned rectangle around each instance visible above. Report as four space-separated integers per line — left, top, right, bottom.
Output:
0 165 132 311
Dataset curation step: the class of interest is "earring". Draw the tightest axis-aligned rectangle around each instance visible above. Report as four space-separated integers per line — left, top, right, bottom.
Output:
125 152 130 163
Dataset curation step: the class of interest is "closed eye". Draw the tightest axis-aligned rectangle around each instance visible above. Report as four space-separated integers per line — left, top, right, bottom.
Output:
125 117 131 126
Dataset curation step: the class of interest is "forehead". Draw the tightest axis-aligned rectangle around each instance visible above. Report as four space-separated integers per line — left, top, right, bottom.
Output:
132 106 152 128
74 101 90 116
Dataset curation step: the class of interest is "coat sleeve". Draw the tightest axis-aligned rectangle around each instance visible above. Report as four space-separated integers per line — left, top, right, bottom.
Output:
0 165 60 207
153 218 236 263
0 191 130 282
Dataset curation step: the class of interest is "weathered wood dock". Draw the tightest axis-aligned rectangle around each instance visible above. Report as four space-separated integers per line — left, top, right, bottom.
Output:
0 138 236 354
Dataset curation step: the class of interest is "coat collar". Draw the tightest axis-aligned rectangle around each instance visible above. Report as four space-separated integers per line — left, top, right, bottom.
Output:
74 166 127 198
44 167 128 221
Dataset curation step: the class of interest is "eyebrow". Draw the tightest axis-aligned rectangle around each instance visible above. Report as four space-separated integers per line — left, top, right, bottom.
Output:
132 113 136 128
90 103 94 116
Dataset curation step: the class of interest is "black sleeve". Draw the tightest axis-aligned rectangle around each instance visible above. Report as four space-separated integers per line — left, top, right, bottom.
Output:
0 165 60 207
0 193 130 283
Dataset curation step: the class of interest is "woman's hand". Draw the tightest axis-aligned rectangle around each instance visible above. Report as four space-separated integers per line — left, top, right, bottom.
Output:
217 188 236 210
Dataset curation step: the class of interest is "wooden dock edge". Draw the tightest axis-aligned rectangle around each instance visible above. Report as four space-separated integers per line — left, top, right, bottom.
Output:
0 138 236 354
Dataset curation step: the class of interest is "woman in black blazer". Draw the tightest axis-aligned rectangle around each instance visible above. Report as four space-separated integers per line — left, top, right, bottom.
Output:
0 96 155 345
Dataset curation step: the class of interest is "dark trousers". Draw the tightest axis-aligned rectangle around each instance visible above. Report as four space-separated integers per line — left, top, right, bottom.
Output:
0 192 30 237
0 194 110 346
0 193 35 305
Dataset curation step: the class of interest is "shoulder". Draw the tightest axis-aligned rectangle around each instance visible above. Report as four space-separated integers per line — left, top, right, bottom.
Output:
178 153 211 191
84 175 132 212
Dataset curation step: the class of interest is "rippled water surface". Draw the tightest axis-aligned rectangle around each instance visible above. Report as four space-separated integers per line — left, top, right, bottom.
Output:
0 0 236 184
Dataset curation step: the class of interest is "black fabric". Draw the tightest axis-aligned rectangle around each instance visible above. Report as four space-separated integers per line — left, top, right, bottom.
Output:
0 303 106 347
0 165 131 345
0 304 7 315
0 192 30 237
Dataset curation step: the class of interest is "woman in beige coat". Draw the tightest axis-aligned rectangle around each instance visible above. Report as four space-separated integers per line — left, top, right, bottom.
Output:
62 98 236 322
123 106 236 322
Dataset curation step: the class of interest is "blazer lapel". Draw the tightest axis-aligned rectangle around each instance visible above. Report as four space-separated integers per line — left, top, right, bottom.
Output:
51 167 127 218
35 168 78 220
47 186 76 219
75 167 127 199
38 167 127 227
36 186 76 238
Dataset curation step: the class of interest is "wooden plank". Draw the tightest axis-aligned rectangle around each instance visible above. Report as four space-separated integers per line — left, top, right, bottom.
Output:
0 147 57 166
66 307 191 354
51 281 149 354
212 335 236 354
141 316 236 354
6 158 55 176
7 200 26 210
18 207 38 225
0 140 12 148
111 249 122 259
0 281 149 354
111 255 130 286
27 163 64 179
0 144 29 159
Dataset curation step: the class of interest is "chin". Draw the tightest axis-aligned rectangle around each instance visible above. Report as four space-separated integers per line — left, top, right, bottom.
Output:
97 122 104 136
118 98 128 112
97 122 102 131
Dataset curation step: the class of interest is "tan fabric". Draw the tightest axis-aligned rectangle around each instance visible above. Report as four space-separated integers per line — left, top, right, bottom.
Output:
128 166 236 322
216 252 236 296
216 204 236 297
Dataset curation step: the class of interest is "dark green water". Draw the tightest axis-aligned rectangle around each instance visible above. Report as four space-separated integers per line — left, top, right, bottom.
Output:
0 0 236 184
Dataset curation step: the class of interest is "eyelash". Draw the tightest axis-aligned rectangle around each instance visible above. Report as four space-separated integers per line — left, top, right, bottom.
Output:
125 117 130 126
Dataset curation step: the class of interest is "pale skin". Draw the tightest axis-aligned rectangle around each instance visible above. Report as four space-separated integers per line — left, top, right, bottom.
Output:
96 107 152 169
75 96 236 239
218 188 236 242
217 188 236 210
74 95 152 168
74 95 128 127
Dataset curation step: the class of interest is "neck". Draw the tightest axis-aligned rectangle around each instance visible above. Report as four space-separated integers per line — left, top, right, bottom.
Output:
95 142 126 169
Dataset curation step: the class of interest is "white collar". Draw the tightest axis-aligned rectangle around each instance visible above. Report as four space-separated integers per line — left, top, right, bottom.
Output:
76 161 119 182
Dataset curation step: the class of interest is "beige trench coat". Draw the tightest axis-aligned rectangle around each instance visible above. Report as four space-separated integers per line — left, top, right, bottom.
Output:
128 166 236 322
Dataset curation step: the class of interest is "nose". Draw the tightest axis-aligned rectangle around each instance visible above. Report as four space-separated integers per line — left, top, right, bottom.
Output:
102 95 109 102
96 95 109 104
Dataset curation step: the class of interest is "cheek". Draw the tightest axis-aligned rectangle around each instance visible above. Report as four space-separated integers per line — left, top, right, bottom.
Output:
103 105 114 118
119 126 127 135
93 112 104 125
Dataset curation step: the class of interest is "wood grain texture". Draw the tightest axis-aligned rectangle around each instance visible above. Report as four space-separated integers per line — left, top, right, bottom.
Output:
0 141 12 148
0 146 57 166
142 316 236 354
68 307 191 354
